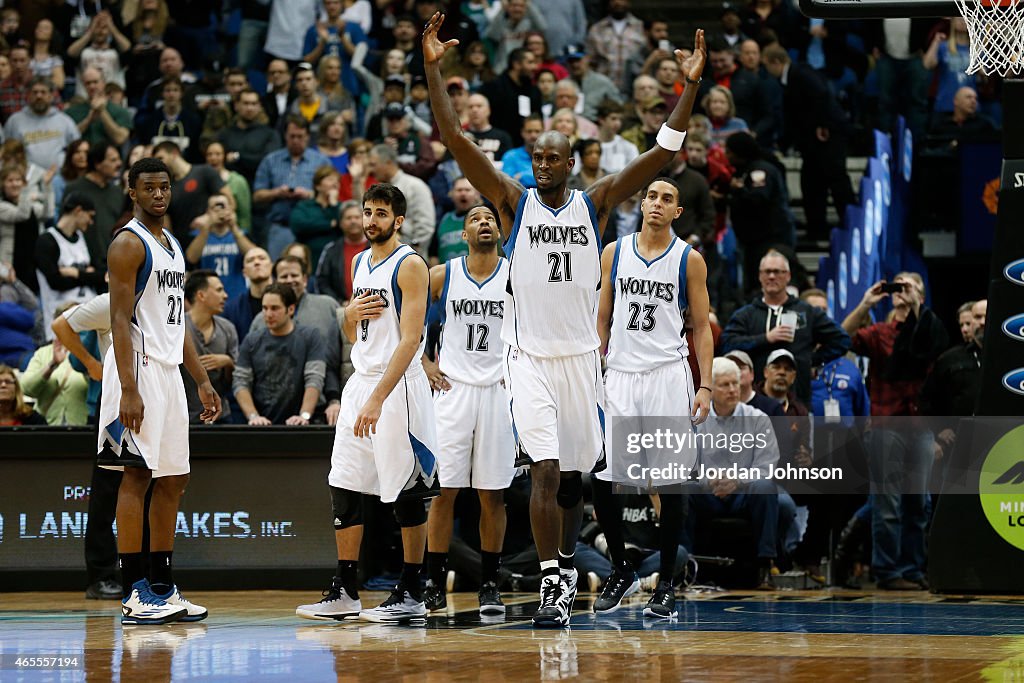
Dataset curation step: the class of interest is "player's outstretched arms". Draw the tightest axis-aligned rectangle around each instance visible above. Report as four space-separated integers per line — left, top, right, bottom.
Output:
423 11 523 234
589 29 707 212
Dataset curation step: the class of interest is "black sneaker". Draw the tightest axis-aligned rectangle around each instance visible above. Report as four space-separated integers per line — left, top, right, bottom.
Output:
86 579 123 600
532 575 566 628
423 581 447 612
643 580 677 619
478 581 505 615
593 568 640 614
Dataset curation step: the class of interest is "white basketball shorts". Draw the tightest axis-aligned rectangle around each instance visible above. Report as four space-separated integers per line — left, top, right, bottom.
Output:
329 368 439 503
434 379 516 490
97 347 190 478
502 345 604 473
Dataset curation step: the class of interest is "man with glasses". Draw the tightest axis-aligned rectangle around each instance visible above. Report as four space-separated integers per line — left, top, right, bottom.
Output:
721 250 849 404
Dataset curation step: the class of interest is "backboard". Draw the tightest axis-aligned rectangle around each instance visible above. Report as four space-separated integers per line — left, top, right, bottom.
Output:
798 0 958 18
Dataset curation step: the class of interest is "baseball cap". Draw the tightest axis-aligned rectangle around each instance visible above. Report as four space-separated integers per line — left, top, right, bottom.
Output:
564 45 586 60
383 102 407 119
384 74 407 89
641 96 667 111
721 1 740 16
446 76 469 91
724 350 753 370
766 349 797 367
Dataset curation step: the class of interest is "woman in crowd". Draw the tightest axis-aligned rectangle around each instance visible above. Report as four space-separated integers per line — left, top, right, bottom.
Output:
568 139 608 191
339 138 372 201
0 364 46 426
318 55 357 129
290 165 342 269
524 32 568 80
52 140 89 221
550 108 580 147
536 68 557 120
205 141 251 233
452 40 496 91
0 165 46 293
704 86 749 147
29 18 65 91
318 111 350 175
20 315 89 426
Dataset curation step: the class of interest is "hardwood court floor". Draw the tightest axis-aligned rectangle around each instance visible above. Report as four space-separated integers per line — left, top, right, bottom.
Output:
3 589 1024 681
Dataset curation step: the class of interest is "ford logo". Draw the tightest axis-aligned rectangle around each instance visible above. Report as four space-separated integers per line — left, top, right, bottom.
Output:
1006 258 1024 287
1003 368 1024 396
1003 315 1024 342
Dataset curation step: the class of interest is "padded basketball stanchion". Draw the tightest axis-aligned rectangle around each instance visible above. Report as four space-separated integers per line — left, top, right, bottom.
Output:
976 77 1024 417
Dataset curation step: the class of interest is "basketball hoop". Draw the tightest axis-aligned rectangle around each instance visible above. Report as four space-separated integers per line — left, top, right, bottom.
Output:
954 0 1024 76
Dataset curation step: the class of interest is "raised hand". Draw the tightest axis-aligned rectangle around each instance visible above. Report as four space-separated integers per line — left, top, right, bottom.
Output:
422 12 460 64
676 29 706 82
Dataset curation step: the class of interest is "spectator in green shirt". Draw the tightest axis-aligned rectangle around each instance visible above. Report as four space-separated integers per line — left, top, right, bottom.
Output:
65 67 131 148
428 176 479 267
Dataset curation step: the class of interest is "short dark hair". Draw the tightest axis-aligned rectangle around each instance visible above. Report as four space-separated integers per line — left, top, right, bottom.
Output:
394 13 416 26
596 99 624 120
362 182 407 218
523 113 544 127
162 75 184 91
61 191 95 215
284 114 310 132
224 67 246 80
508 47 531 69
184 269 219 304
573 138 601 157
28 75 53 91
274 254 308 278
153 139 182 157
262 282 297 309
88 141 116 171
644 176 681 202
128 157 171 189
724 131 762 164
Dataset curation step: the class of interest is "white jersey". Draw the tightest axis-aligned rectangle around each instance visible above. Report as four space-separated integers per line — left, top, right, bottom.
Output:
37 227 96 339
438 256 507 386
351 243 425 376
120 219 186 366
607 233 692 373
502 188 602 358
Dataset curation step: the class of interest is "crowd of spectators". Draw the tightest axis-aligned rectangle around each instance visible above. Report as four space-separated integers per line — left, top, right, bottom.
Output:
0 0 995 591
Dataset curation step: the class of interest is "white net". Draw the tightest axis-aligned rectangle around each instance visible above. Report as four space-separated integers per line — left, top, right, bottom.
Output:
954 0 1024 76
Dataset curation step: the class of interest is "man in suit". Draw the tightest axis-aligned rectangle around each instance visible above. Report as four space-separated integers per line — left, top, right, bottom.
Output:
763 45 854 241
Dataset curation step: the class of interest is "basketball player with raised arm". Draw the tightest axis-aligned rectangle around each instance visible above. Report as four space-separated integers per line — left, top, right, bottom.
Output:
420 204 516 615
424 13 706 627
100 158 222 626
296 183 439 623
592 177 713 619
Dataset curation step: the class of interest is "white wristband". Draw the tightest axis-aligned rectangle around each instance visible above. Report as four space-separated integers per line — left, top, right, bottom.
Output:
656 124 687 152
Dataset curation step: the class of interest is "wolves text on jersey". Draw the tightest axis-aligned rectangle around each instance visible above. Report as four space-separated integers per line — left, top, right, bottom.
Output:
527 224 590 249
450 298 504 320
617 276 676 303
352 287 392 308
155 269 185 293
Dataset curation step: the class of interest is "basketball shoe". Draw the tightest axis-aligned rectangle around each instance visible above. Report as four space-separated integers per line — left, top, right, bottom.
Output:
121 579 187 625
643 580 678 619
593 567 640 614
154 585 208 622
557 568 578 620
533 574 567 628
423 580 446 612
478 581 505 615
359 588 427 622
296 576 362 621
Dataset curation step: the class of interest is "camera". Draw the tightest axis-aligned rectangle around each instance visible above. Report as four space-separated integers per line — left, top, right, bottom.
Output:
880 282 905 294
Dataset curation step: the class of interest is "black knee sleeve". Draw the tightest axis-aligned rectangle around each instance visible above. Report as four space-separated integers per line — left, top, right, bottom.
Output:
392 498 427 527
556 473 583 509
330 486 363 529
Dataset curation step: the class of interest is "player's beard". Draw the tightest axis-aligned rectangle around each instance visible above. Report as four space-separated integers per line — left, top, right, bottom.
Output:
365 219 397 244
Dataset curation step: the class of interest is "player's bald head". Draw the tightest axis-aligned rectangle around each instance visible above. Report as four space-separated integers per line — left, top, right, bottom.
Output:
534 131 571 157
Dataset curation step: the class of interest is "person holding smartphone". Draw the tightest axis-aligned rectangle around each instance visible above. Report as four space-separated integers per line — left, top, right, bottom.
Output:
721 249 850 405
